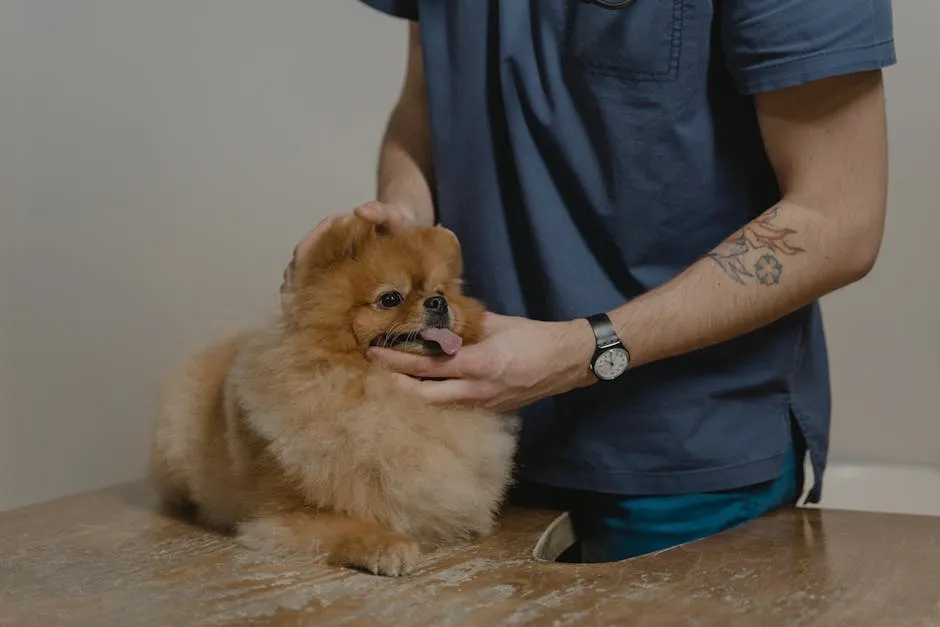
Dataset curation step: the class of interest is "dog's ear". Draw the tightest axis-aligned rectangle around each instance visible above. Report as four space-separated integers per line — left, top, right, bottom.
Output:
298 215 376 279
422 225 463 276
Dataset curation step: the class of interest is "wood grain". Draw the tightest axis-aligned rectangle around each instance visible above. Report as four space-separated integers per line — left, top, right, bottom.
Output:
1 481 938 626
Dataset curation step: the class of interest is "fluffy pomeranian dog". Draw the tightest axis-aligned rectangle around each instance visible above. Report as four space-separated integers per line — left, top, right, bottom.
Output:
149 216 518 576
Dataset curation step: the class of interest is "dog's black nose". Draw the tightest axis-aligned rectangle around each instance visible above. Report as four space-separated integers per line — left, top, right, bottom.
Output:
424 296 448 315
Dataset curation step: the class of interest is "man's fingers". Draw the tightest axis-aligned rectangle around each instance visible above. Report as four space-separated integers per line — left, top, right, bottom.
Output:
388 374 489 406
367 346 484 379
367 348 458 379
481 312 516 334
382 207 415 235
354 201 413 235
387 373 425 395
354 200 384 221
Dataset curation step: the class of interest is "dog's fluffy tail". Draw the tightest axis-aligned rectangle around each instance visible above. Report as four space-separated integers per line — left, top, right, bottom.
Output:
148 336 244 514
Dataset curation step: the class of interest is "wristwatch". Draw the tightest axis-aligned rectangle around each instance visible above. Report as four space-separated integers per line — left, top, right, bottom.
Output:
586 313 631 381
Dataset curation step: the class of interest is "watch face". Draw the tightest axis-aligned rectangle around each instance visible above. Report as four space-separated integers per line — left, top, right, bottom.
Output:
593 347 629 381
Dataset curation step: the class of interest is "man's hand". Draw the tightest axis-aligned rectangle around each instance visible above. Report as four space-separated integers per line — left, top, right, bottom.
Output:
365 312 598 413
280 201 417 299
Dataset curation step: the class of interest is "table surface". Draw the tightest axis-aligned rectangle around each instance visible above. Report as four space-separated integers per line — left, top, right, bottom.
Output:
1 481 938 627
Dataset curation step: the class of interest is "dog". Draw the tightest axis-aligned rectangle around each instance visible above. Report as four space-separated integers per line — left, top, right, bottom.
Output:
148 215 518 576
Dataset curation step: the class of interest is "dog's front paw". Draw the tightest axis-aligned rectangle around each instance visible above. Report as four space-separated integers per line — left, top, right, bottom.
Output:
330 531 421 577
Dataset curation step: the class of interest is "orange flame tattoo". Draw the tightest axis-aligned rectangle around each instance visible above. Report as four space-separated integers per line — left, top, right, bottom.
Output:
708 206 804 284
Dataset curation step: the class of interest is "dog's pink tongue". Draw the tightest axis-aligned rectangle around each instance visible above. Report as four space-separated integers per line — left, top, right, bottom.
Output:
419 328 463 355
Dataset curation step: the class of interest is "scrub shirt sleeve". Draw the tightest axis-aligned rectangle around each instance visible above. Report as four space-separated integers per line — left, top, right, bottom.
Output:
721 0 897 95
358 0 418 20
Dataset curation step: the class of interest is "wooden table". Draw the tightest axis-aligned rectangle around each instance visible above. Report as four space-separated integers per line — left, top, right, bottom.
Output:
1 481 938 626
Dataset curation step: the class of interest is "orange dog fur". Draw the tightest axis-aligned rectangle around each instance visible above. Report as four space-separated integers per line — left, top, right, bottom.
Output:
148 216 518 576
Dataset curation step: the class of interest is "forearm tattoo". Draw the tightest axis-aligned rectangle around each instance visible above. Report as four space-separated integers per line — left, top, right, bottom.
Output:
707 206 805 286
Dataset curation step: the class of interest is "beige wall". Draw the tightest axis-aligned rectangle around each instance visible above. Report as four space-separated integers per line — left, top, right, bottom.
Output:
824 3 940 466
0 1 936 512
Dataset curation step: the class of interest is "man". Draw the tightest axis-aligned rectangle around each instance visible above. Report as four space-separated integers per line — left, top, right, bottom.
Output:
283 0 895 562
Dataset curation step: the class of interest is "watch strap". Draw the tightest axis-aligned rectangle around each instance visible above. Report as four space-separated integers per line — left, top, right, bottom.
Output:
586 313 621 350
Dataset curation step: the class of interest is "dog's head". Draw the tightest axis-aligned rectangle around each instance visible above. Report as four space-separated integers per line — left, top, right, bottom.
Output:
286 215 485 357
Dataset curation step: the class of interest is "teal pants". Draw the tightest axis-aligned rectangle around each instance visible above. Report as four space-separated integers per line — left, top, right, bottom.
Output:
511 429 805 563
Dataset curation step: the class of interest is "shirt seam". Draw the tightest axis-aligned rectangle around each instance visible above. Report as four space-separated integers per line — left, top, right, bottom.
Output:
528 449 790 478
734 38 895 75
734 39 894 91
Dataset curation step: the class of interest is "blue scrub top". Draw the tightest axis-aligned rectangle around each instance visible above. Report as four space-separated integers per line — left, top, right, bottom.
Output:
358 0 896 502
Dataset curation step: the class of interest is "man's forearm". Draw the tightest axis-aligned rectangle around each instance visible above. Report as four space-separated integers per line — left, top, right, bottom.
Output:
603 69 889 372
374 22 435 227
376 97 436 226
607 198 882 369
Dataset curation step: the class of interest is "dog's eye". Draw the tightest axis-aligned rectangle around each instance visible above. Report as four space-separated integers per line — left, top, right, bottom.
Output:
377 291 403 309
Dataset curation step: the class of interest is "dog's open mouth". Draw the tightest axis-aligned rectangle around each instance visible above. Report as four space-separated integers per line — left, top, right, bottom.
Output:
370 327 463 356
